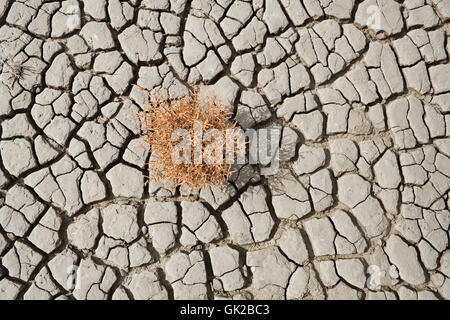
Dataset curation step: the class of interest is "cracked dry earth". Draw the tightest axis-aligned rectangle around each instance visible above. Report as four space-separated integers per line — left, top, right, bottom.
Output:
0 0 450 301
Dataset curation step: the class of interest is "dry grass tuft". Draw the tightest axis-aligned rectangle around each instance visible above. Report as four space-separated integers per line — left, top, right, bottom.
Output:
136 87 245 191
0 56 27 88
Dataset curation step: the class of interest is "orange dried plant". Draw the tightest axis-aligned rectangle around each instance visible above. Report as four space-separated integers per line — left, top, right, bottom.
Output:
136 87 245 192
